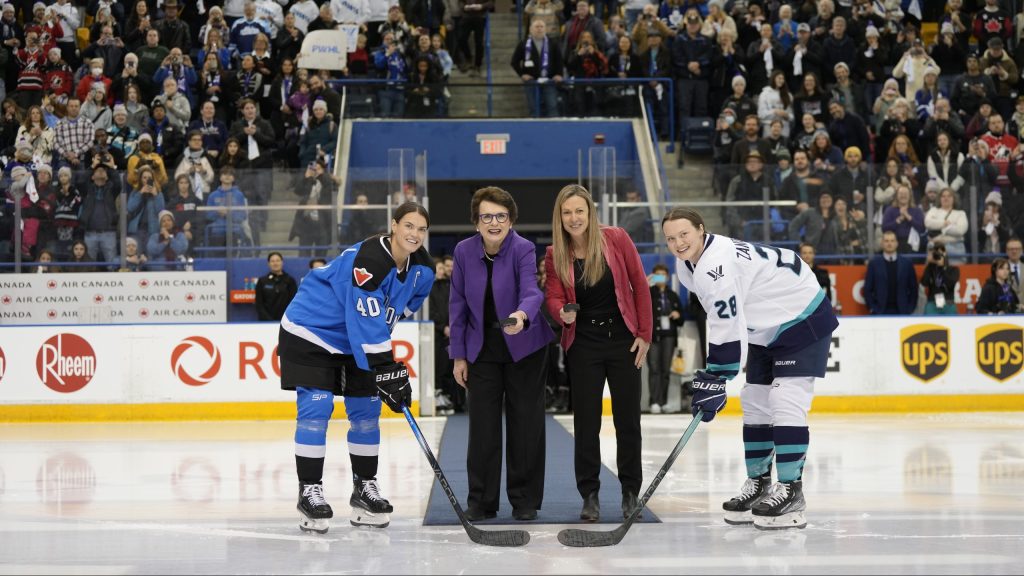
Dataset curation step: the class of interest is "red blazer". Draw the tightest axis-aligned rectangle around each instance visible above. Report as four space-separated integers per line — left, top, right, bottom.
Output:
544 226 653 351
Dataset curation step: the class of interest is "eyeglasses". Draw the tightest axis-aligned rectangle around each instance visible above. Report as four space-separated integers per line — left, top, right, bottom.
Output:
478 212 509 224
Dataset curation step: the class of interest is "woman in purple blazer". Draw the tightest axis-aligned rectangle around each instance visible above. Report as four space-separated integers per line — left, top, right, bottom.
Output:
449 186 555 522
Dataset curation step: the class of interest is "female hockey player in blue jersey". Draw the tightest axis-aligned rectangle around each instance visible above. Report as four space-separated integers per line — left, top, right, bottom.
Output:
278 202 435 533
661 207 838 530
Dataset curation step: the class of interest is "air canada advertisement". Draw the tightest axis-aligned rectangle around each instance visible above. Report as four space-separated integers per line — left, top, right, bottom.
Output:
0 272 227 324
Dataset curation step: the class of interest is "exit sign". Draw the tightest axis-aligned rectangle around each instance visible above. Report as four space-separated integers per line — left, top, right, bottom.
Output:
480 139 506 154
477 133 510 155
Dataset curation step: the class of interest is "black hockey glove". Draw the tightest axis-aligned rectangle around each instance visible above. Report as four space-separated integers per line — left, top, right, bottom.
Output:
375 362 411 413
691 370 727 422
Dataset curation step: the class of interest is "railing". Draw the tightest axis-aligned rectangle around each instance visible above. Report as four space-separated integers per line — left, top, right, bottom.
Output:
1 160 1010 277
516 0 523 42
640 97 669 202
325 77 673 133
485 13 494 117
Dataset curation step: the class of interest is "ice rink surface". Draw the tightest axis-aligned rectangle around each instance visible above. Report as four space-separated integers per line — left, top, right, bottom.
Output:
1 412 1022 575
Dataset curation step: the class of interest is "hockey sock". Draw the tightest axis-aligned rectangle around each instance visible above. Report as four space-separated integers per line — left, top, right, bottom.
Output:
345 395 381 479
744 424 774 478
295 387 334 484
773 426 809 483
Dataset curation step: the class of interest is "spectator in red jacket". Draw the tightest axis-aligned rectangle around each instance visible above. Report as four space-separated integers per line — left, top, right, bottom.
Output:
75 58 114 106
972 0 1013 48
42 47 73 97
979 113 1019 189
13 30 48 109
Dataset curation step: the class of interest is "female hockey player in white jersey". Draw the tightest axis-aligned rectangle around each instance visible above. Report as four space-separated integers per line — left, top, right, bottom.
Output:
278 202 435 533
661 207 838 530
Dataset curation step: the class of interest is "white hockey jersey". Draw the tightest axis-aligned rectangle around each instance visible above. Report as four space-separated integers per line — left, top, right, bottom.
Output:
675 234 838 380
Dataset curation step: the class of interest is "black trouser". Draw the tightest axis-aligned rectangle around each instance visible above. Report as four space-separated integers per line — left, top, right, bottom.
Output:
646 335 674 407
436 333 464 410
466 345 548 512
458 17 486 68
12 89 42 112
566 321 642 497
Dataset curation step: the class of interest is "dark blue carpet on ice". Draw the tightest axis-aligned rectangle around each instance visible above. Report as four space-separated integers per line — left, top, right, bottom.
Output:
422 414 660 525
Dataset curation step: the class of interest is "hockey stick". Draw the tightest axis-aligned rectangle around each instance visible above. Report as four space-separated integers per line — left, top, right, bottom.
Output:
401 405 531 547
557 410 705 547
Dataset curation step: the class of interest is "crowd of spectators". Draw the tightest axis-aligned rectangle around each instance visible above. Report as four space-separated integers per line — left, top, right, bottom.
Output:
0 0 399 268
657 0 1024 263
5 0 1024 271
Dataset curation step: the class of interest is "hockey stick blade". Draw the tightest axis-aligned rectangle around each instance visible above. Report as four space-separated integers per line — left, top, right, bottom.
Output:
556 411 705 548
402 406 530 547
557 525 626 547
465 524 531 547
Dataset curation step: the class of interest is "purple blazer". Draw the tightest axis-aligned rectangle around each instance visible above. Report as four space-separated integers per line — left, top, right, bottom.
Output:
449 230 555 363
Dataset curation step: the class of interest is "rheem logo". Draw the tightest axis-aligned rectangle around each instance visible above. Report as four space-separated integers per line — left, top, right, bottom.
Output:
171 336 222 386
976 324 1023 382
35 334 97 393
900 324 949 383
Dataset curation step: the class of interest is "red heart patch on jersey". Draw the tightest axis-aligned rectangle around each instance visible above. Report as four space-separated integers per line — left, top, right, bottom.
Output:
353 267 374 286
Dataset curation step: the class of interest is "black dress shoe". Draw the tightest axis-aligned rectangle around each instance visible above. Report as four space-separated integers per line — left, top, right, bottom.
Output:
621 491 641 520
512 508 537 521
465 506 496 521
580 491 600 522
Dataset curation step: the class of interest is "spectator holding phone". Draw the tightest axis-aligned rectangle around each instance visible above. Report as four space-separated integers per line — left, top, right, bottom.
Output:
920 242 960 316
147 209 189 270
289 159 333 257
174 131 216 201
126 164 166 244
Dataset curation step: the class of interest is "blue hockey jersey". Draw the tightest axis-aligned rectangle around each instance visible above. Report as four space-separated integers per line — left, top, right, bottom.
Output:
281 235 435 371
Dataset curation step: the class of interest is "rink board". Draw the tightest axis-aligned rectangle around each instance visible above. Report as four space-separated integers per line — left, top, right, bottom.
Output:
1 317 1023 420
0 322 425 421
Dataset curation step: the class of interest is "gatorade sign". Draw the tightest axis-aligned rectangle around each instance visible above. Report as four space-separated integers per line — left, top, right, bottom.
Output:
900 324 950 383
35 333 97 393
976 324 1024 382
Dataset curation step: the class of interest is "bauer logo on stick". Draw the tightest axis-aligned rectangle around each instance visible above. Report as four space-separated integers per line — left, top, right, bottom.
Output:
900 324 949 383
975 324 1023 382
353 268 374 287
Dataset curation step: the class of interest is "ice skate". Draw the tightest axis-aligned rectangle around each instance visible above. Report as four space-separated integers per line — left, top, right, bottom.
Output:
722 473 772 525
350 476 393 528
752 480 806 530
297 482 333 534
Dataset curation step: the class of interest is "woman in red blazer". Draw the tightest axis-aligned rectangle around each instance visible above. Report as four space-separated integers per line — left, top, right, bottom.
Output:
544 184 652 523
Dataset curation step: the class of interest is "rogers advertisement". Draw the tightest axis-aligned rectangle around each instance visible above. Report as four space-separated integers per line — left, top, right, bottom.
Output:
0 272 227 325
826 264 992 315
0 323 422 404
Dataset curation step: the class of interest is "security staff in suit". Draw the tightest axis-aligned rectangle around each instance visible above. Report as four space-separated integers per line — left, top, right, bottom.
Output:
1006 237 1024 307
864 230 919 315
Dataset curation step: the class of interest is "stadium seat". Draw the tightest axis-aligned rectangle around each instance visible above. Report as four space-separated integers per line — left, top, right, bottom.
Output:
682 117 714 155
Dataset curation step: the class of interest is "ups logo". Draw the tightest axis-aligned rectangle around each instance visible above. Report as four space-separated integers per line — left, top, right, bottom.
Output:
900 324 950 382
976 324 1024 382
